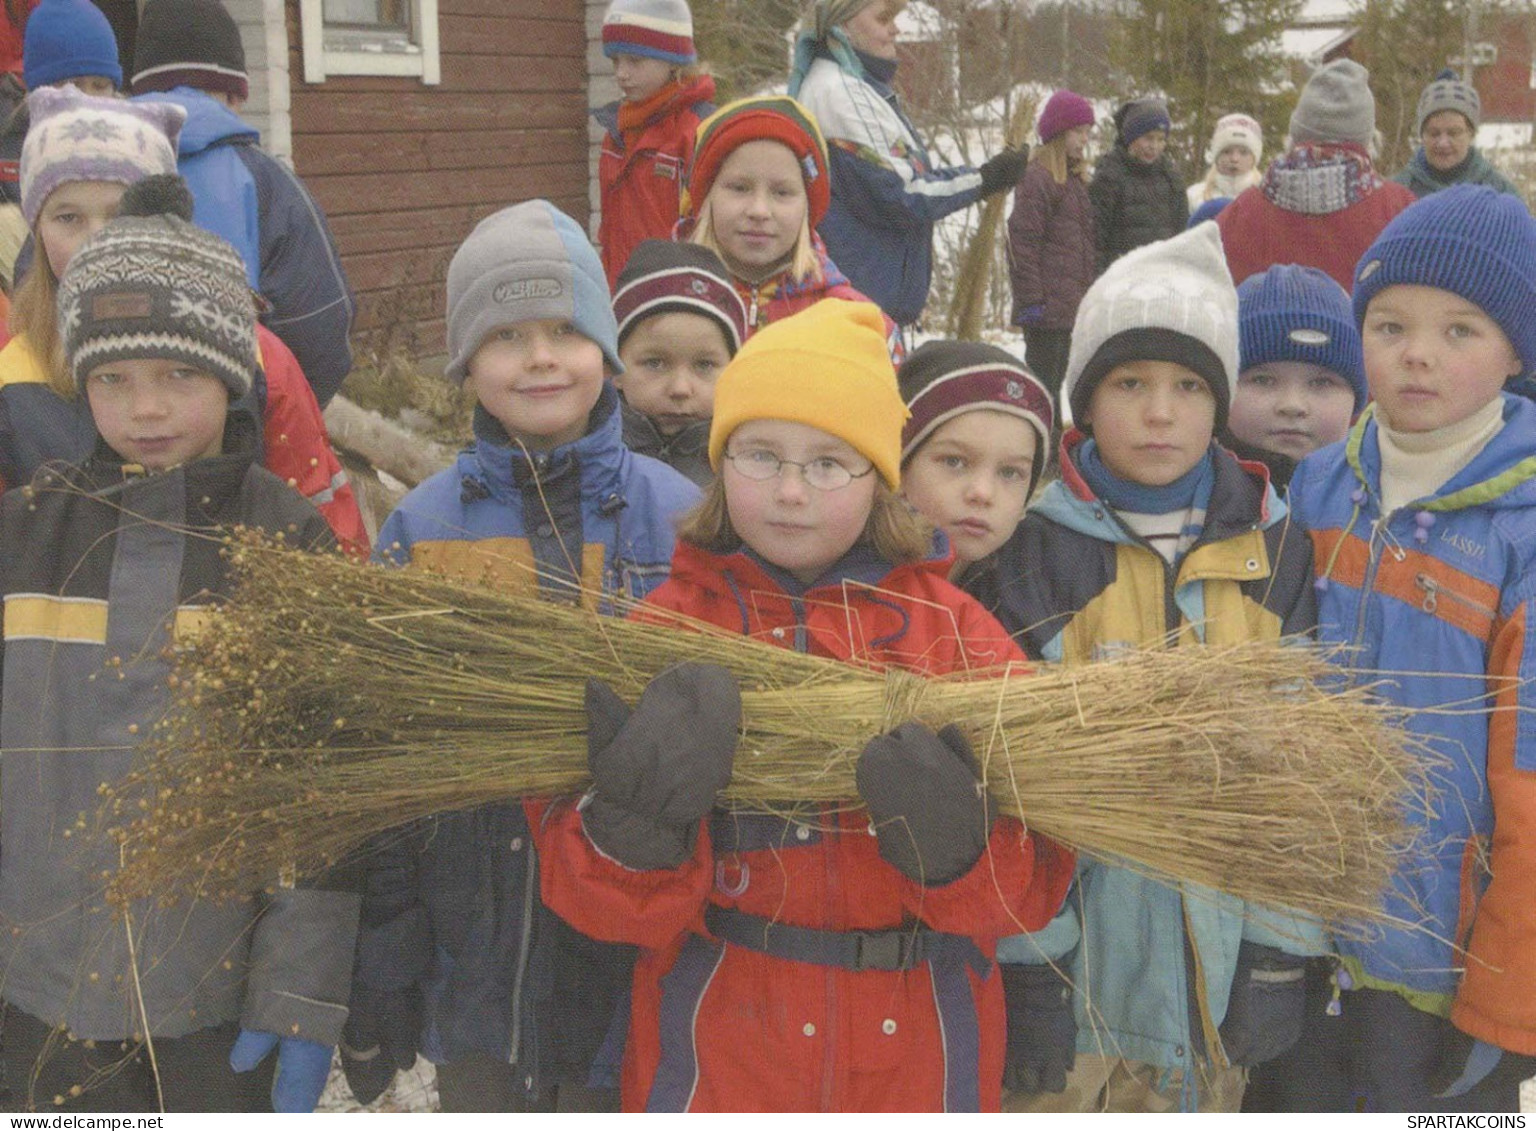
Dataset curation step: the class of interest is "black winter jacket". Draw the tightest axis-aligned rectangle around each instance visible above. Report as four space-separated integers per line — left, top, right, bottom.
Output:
1088 146 1188 274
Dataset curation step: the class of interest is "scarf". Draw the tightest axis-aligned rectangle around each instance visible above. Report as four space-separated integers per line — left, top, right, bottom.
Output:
616 74 714 137
1261 144 1383 215
1076 439 1217 562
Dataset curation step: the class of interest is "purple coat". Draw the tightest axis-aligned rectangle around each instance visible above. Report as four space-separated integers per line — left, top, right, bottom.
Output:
1006 160 1095 330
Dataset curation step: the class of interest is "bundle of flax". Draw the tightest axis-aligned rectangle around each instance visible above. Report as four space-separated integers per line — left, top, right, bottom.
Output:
106 537 1428 929
947 94 1035 339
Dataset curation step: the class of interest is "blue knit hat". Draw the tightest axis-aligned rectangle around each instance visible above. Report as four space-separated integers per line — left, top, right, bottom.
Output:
1117 97 1170 147
1239 265 1366 410
445 200 621 385
24 0 123 90
1187 196 1232 228
1353 184 1536 379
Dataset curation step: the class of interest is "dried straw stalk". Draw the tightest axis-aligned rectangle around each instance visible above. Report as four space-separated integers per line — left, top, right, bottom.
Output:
947 94 1035 340
106 537 1430 930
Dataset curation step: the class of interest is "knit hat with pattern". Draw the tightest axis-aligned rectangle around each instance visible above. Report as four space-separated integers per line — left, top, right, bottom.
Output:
1239 264 1366 410
20 85 184 226
131 0 248 101
24 0 122 90
1353 183 1536 378
613 239 747 354
1415 68 1480 136
602 0 695 66
1289 59 1374 150
685 96 831 229
710 299 908 488
1064 221 1240 430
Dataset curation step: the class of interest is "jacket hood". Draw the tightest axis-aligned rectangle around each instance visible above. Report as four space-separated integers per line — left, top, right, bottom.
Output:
133 86 257 156
468 381 629 504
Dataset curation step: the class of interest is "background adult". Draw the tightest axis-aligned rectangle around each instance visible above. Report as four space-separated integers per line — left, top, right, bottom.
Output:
789 0 1026 327
1187 113 1263 210
1393 69 1519 200
1217 59 1414 290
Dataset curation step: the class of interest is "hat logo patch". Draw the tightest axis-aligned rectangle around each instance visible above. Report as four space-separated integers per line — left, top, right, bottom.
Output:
92 292 153 320
1006 380 1025 399
494 278 563 304
1289 329 1331 346
1358 260 1381 282
801 154 820 181
690 279 708 295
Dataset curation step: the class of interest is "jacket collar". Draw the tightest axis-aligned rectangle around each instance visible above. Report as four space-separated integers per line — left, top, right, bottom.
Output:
470 382 627 502
619 398 709 462
669 534 948 605
132 86 258 155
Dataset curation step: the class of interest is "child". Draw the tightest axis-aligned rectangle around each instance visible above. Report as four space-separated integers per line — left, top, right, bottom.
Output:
1089 97 1187 274
1281 184 1536 1111
1187 113 1263 210
0 87 368 554
533 298 1075 1112
683 94 897 354
0 204 359 1113
612 238 747 485
971 224 1324 1113
1008 89 1097 398
1223 264 1365 490
897 339 1054 581
594 0 715 287
345 200 700 1113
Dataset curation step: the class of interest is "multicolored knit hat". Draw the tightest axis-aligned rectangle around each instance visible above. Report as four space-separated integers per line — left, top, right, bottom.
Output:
602 0 695 66
1415 67 1480 136
710 299 908 488
1353 184 1536 378
1037 90 1095 144
899 339 1054 493
1238 264 1366 411
131 0 249 102
613 239 747 354
20 85 184 227
58 211 257 396
24 0 123 90
685 95 831 229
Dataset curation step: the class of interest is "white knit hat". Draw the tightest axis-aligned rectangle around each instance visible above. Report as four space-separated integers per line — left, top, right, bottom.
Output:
1207 112 1263 165
1063 222 1240 429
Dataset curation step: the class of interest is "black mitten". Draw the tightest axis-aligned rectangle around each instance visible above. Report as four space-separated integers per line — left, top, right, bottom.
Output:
856 722 993 886
1218 941 1307 1066
1001 962 1077 1093
339 986 421 1105
978 145 1031 195
582 662 740 870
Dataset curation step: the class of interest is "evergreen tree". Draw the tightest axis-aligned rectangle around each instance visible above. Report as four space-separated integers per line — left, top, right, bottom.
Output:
691 0 804 101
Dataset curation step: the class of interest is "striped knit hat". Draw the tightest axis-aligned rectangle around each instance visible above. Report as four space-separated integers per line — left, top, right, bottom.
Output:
131 0 249 101
602 0 695 66
20 85 184 226
58 212 258 396
1354 184 1536 378
613 240 747 353
685 96 831 228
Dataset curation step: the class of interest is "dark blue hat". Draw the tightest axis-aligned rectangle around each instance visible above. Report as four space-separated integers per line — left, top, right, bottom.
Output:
1239 265 1366 411
1353 184 1536 380
1117 97 1171 147
1188 196 1232 228
24 0 122 90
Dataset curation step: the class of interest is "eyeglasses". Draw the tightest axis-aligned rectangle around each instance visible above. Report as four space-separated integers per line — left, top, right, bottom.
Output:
722 448 876 491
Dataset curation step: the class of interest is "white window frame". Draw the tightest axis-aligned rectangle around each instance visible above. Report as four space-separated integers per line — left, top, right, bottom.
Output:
298 0 440 84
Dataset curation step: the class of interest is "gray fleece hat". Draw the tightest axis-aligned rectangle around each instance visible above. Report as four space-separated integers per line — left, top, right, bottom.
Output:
1415 68 1480 136
444 200 622 385
1289 59 1375 149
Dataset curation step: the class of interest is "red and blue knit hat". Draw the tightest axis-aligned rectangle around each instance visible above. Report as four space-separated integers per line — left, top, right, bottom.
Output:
1239 265 1366 411
613 240 748 354
685 96 831 228
1353 184 1536 379
602 0 696 66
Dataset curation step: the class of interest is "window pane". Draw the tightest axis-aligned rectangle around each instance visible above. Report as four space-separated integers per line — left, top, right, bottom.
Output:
323 0 410 32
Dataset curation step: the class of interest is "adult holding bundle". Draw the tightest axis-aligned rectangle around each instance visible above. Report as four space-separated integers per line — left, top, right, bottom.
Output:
1392 69 1520 200
789 0 1027 328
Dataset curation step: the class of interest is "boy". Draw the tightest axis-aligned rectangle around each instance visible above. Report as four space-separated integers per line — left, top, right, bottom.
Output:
1224 264 1365 490
972 223 1323 1112
612 238 747 486
0 208 358 1112
344 200 699 1113
1283 184 1536 1111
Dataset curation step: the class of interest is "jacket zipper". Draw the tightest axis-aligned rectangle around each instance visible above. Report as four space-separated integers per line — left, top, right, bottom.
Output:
1414 573 1497 620
507 839 540 1068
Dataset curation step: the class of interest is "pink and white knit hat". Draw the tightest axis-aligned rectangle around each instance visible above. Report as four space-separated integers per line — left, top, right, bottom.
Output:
602 0 695 66
20 85 184 227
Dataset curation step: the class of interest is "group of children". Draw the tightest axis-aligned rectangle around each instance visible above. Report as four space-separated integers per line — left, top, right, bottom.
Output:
0 0 1533 1114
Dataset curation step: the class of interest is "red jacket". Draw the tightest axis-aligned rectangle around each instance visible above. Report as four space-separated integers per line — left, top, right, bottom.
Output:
536 540 1075 1111
256 325 369 557
597 76 716 287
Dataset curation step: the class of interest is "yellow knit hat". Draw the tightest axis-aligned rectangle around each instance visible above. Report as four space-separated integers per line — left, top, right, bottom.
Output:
708 300 909 488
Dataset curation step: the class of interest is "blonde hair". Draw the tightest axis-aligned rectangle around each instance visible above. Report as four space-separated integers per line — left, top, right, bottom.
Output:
1030 133 1090 187
691 185 823 287
678 473 933 565
10 249 72 398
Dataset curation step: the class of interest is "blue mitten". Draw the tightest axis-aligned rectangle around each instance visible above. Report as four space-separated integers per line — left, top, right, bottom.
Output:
230 1028 335 1113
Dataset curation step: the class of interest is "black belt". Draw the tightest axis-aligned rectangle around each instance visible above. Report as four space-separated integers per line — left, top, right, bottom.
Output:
704 905 988 975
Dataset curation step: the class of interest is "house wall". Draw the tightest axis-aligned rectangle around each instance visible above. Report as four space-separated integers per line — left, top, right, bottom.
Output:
1473 13 1535 125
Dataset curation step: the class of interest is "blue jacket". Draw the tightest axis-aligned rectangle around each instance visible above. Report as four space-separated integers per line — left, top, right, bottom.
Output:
793 55 983 326
357 385 699 1087
1289 397 1536 1053
134 87 356 406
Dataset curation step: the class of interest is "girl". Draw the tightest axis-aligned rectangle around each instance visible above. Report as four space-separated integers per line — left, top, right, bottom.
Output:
535 299 1074 1112
594 0 715 287
1187 113 1263 210
683 95 898 353
898 339 1054 582
0 85 367 553
1007 89 1097 398
1089 97 1187 274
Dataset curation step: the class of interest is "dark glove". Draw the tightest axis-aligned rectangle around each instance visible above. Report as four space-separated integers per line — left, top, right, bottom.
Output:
1001 962 1076 1094
1427 1028 1536 1099
979 145 1030 195
857 722 993 886
582 662 740 870
1218 941 1307 1067
339 986 421 1106
229 1029 334 1113
1014 304 1046 328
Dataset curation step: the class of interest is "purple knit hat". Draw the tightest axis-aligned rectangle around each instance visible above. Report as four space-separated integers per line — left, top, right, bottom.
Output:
1037 90 1095 144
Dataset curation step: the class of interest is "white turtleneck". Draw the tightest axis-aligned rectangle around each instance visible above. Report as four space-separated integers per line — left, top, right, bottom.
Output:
1375 396 1506 516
